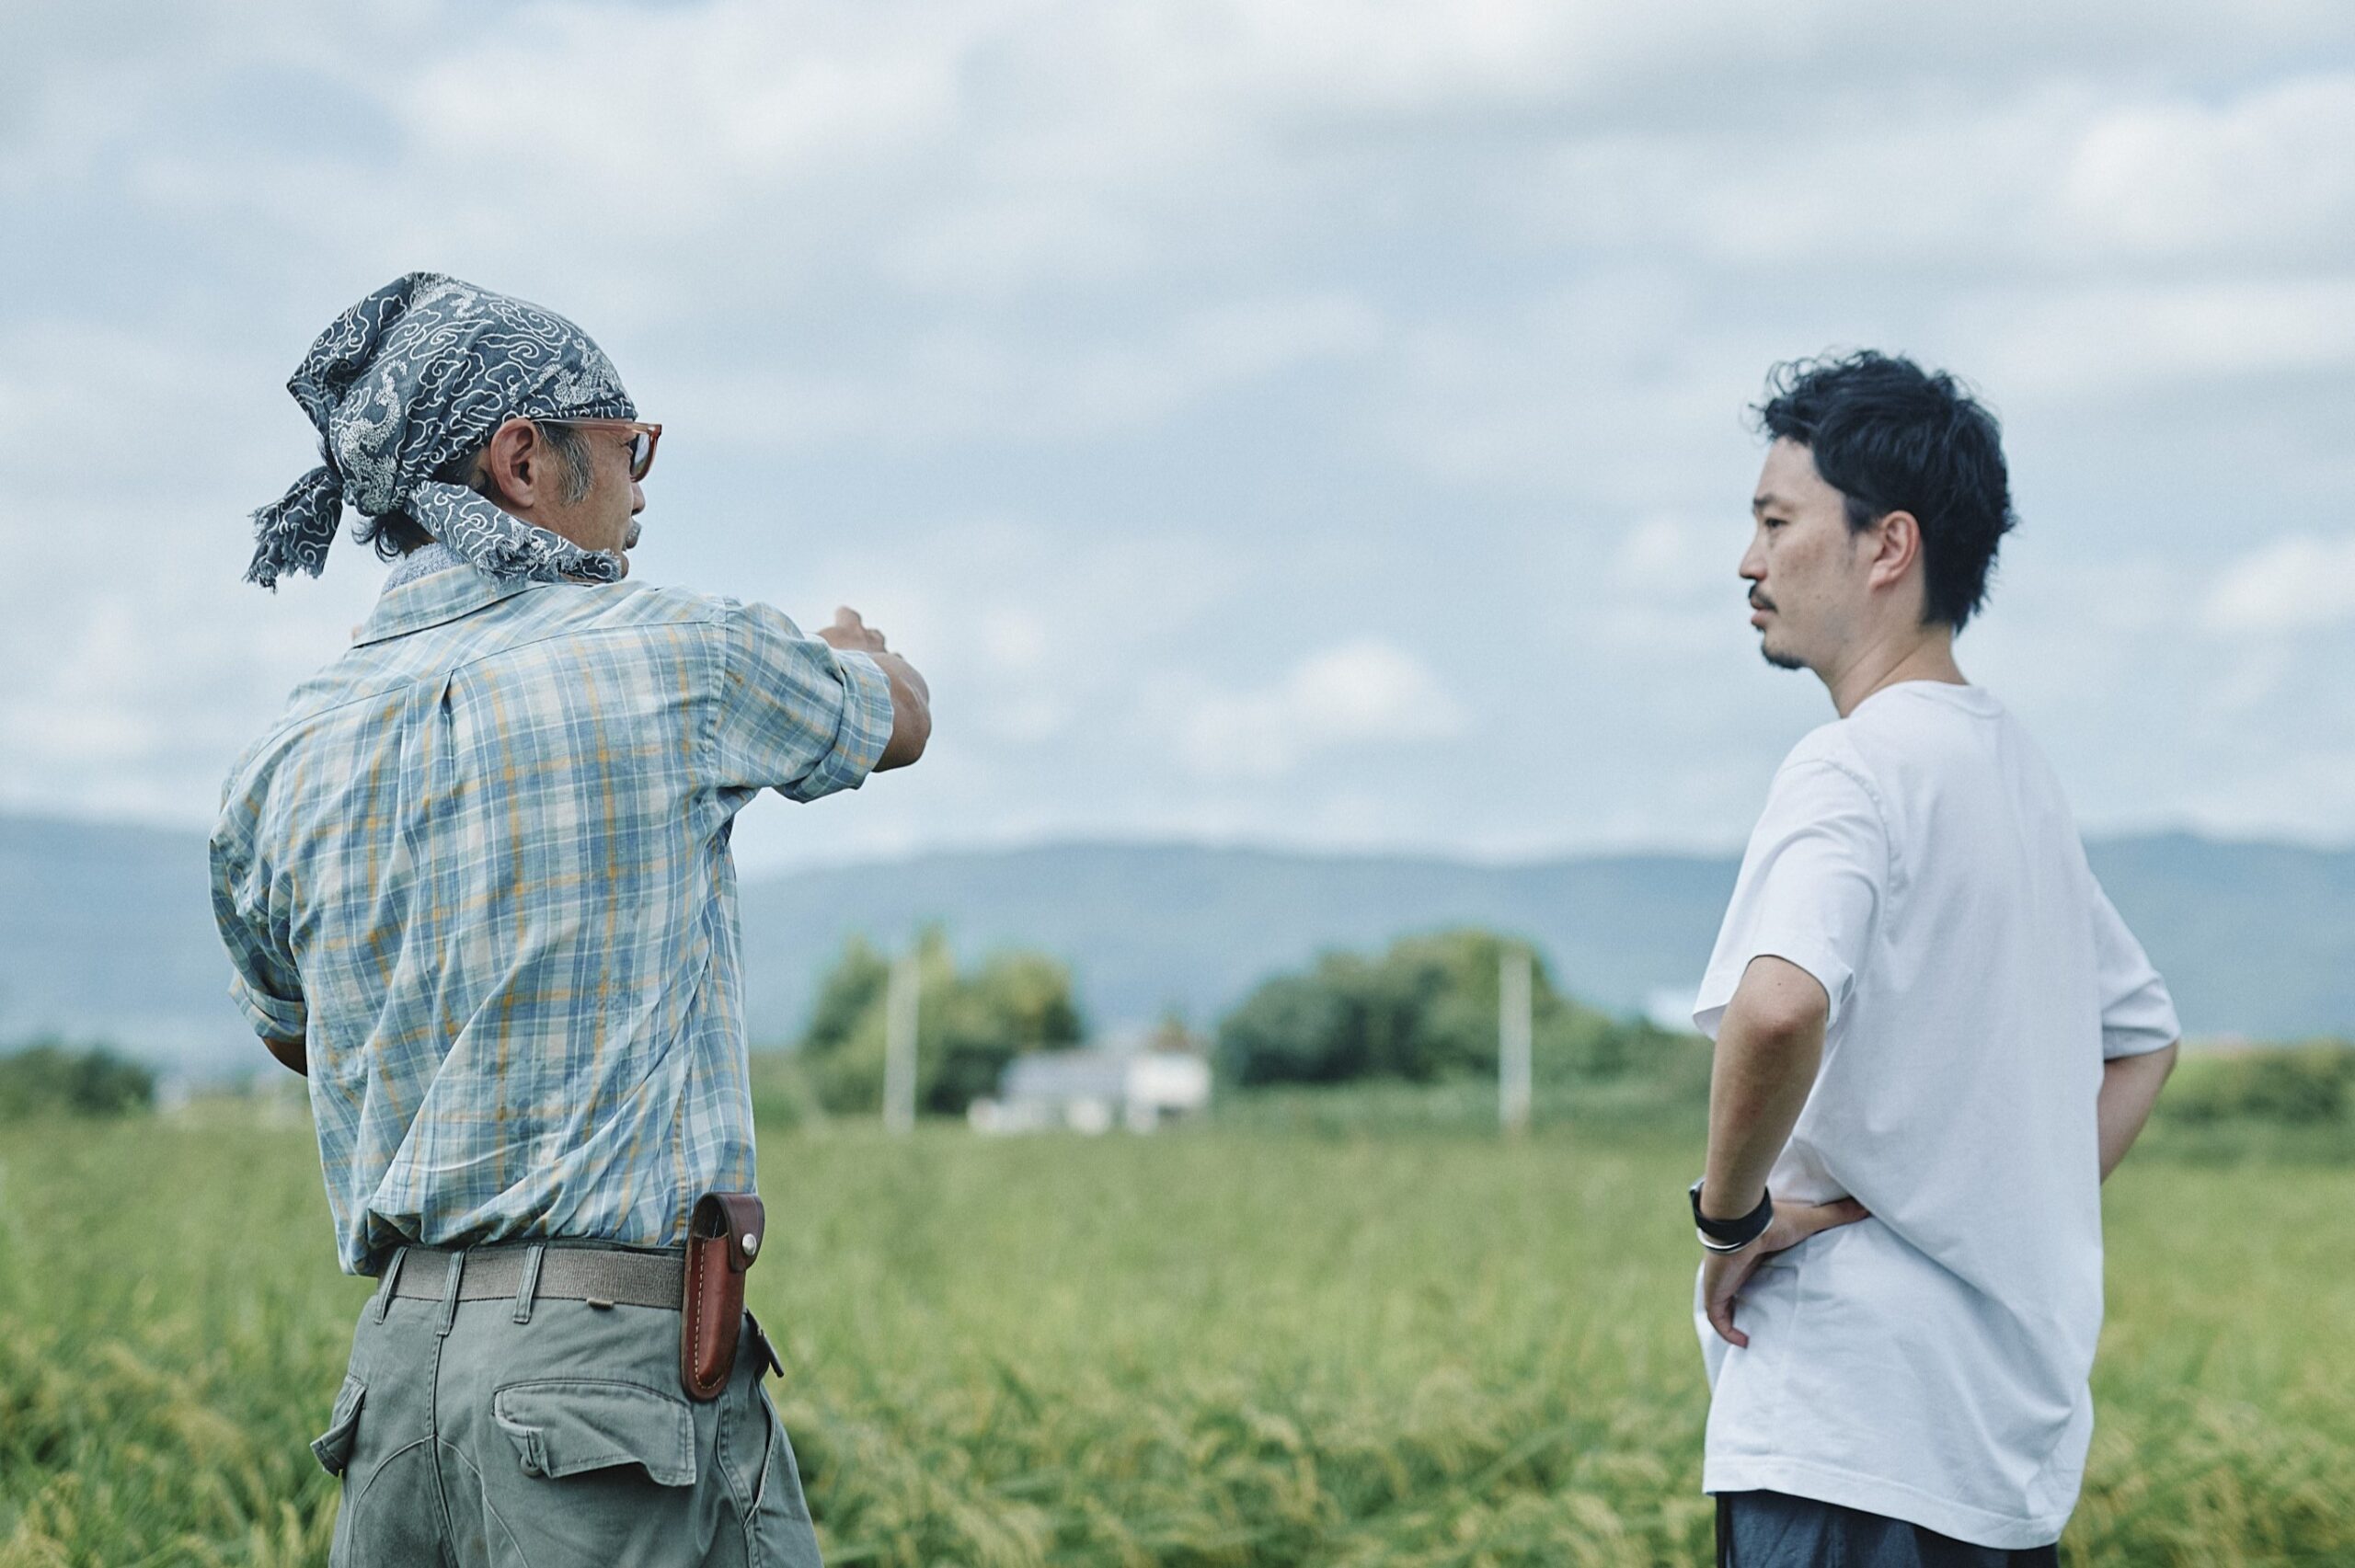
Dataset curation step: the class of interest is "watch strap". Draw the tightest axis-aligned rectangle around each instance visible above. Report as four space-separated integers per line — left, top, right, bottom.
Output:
1690 1180 1774 1252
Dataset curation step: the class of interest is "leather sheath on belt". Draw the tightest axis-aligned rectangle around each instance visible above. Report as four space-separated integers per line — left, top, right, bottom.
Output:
682 1191 764 1401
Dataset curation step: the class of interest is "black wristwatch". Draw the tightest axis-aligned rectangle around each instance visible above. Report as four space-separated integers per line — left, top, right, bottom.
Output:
1689 1179 1774 1253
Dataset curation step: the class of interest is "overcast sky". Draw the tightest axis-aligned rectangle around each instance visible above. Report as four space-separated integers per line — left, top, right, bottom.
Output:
5 1 2352 874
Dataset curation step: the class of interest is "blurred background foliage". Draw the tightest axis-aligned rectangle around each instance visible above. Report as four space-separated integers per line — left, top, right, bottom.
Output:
794 927 1086 1117
2162 1041 2352 1126
0 1039 154 1122
1214 928 1684 1090
775 922 2350 1159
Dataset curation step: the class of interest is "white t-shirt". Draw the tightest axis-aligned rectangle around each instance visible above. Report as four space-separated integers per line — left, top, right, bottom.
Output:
1692 681 2178 1549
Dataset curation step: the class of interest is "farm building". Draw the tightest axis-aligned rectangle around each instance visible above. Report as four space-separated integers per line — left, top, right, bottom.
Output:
968 1040 1212 1135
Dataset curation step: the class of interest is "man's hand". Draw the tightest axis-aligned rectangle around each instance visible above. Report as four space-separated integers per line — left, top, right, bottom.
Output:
816 607 932 771
1700 1196 1868 1348
816 606 890 655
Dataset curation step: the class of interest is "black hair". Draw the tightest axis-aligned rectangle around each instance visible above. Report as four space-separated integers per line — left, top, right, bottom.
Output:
354 419 597 561
1753 350 2016 629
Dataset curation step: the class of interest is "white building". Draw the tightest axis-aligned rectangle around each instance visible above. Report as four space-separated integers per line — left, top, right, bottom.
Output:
968 1042 1212 1135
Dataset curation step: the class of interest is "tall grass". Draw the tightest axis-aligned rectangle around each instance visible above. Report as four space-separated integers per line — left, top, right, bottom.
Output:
0 1112 2347 1564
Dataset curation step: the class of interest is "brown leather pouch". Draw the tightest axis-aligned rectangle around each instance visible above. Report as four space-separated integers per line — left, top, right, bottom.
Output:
681 1192 765 1402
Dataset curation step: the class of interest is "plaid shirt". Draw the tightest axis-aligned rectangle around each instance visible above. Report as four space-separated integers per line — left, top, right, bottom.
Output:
211 558 892 1275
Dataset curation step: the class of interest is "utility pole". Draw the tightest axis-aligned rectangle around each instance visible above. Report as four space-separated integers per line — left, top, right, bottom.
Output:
883 945 920 1136
1499 943 1533 1137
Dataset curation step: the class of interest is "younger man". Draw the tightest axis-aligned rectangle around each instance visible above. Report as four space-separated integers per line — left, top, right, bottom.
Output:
1688 351 2179 1563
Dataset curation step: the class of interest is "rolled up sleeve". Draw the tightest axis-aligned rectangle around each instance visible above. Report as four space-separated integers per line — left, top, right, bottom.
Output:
712 600 895 803
208 825 307 1043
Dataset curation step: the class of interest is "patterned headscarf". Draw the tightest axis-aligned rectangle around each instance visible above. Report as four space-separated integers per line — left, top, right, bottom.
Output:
247 272 636 589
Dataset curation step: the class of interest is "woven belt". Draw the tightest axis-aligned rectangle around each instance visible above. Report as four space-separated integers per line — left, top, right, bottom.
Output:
384 1244 684 1310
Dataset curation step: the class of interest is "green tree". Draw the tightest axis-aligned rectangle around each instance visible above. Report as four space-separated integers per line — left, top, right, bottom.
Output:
1216 928 1661 1088
2163 1040 2354 1127
0 1040 156 1121
796 929 1086 1116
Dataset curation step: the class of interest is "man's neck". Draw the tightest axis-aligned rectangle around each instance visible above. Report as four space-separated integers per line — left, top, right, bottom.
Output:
1821 624 1965 718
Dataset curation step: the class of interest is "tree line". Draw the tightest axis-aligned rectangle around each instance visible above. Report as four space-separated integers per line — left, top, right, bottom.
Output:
790 924 1686 1117
0 1040 155 1121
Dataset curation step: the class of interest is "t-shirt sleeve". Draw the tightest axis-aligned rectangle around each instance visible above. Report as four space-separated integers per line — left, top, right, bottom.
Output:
710 600 896 803
2088 878 2180 1059
1692 757 1889 1041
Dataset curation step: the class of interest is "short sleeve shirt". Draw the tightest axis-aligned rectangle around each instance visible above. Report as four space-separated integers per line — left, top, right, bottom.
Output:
1691 682 2177 1550
210 560 893 1275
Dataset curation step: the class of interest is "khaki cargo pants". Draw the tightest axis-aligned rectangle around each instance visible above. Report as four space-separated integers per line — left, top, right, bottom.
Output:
311 1243 823 1567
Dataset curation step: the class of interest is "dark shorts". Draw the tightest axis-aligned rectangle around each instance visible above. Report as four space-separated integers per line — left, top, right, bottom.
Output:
1717 1491 2060 1568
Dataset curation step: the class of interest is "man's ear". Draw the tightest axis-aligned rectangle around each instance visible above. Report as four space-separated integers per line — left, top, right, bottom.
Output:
476 418 543 511
1867 509 1923 593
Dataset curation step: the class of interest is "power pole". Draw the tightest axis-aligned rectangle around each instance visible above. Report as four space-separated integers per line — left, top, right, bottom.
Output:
883 945 920 1136
1499 943 1533 1137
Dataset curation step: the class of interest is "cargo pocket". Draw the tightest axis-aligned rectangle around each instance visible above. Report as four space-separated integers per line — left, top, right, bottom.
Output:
743 1387 822 1568
311 1375 367 1476
491 1379 698 1487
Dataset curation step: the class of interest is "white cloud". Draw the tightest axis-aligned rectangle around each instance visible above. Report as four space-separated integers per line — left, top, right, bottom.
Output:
6 0 2355 860
672 293 1382 451
2202 534 2355 634
1965 278 2355 402
1174 640 1465 779
2059 74 2355 262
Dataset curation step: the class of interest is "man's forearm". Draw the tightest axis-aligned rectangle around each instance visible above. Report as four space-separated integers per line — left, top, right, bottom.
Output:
869 650 932 771
1701 956 1830 1218
266 1036 308 1077
2097 1042 2176 1181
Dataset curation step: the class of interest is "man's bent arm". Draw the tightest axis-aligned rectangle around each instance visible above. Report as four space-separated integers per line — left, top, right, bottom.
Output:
1700 955 1830 1218
812 609 931 772
2097 1041 2176 1182
266 1036 308 1077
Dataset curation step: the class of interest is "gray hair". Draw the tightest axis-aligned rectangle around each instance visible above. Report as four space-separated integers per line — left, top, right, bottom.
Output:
357 419 596 561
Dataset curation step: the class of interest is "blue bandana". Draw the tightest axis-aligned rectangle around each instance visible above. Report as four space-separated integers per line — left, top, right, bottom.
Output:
247 272 635 589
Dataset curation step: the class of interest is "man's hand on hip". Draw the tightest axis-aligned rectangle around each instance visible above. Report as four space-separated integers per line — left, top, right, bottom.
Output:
1701 1196 1868 1348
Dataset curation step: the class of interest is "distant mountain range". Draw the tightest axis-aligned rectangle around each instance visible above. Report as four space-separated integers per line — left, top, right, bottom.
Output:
3 813 2348 1076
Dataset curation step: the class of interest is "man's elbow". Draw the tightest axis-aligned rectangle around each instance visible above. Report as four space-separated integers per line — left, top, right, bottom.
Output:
878 694 932 771
1731 956 1831 1047
1748 1004 1825 1052
265 1036 308 1077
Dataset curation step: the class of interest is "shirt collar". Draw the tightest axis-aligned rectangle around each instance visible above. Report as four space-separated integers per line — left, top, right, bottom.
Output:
383 539 464 590
353 550 541 646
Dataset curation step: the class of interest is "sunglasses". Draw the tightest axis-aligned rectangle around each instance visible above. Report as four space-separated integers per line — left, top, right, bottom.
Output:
537 417 663 482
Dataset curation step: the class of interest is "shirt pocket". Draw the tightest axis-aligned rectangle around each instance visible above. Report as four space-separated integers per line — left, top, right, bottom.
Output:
310 1374 367 1475
491 1379 698 1487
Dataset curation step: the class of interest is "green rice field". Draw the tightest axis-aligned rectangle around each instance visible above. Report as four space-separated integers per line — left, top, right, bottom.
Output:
0 1109 2348 1565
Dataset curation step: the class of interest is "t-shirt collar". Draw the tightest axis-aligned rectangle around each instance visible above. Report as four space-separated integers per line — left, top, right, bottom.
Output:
1852 679 2000 717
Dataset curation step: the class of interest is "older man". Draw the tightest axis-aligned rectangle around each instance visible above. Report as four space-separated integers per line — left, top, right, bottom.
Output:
1686 352 2179 1564
212 273 929 1567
